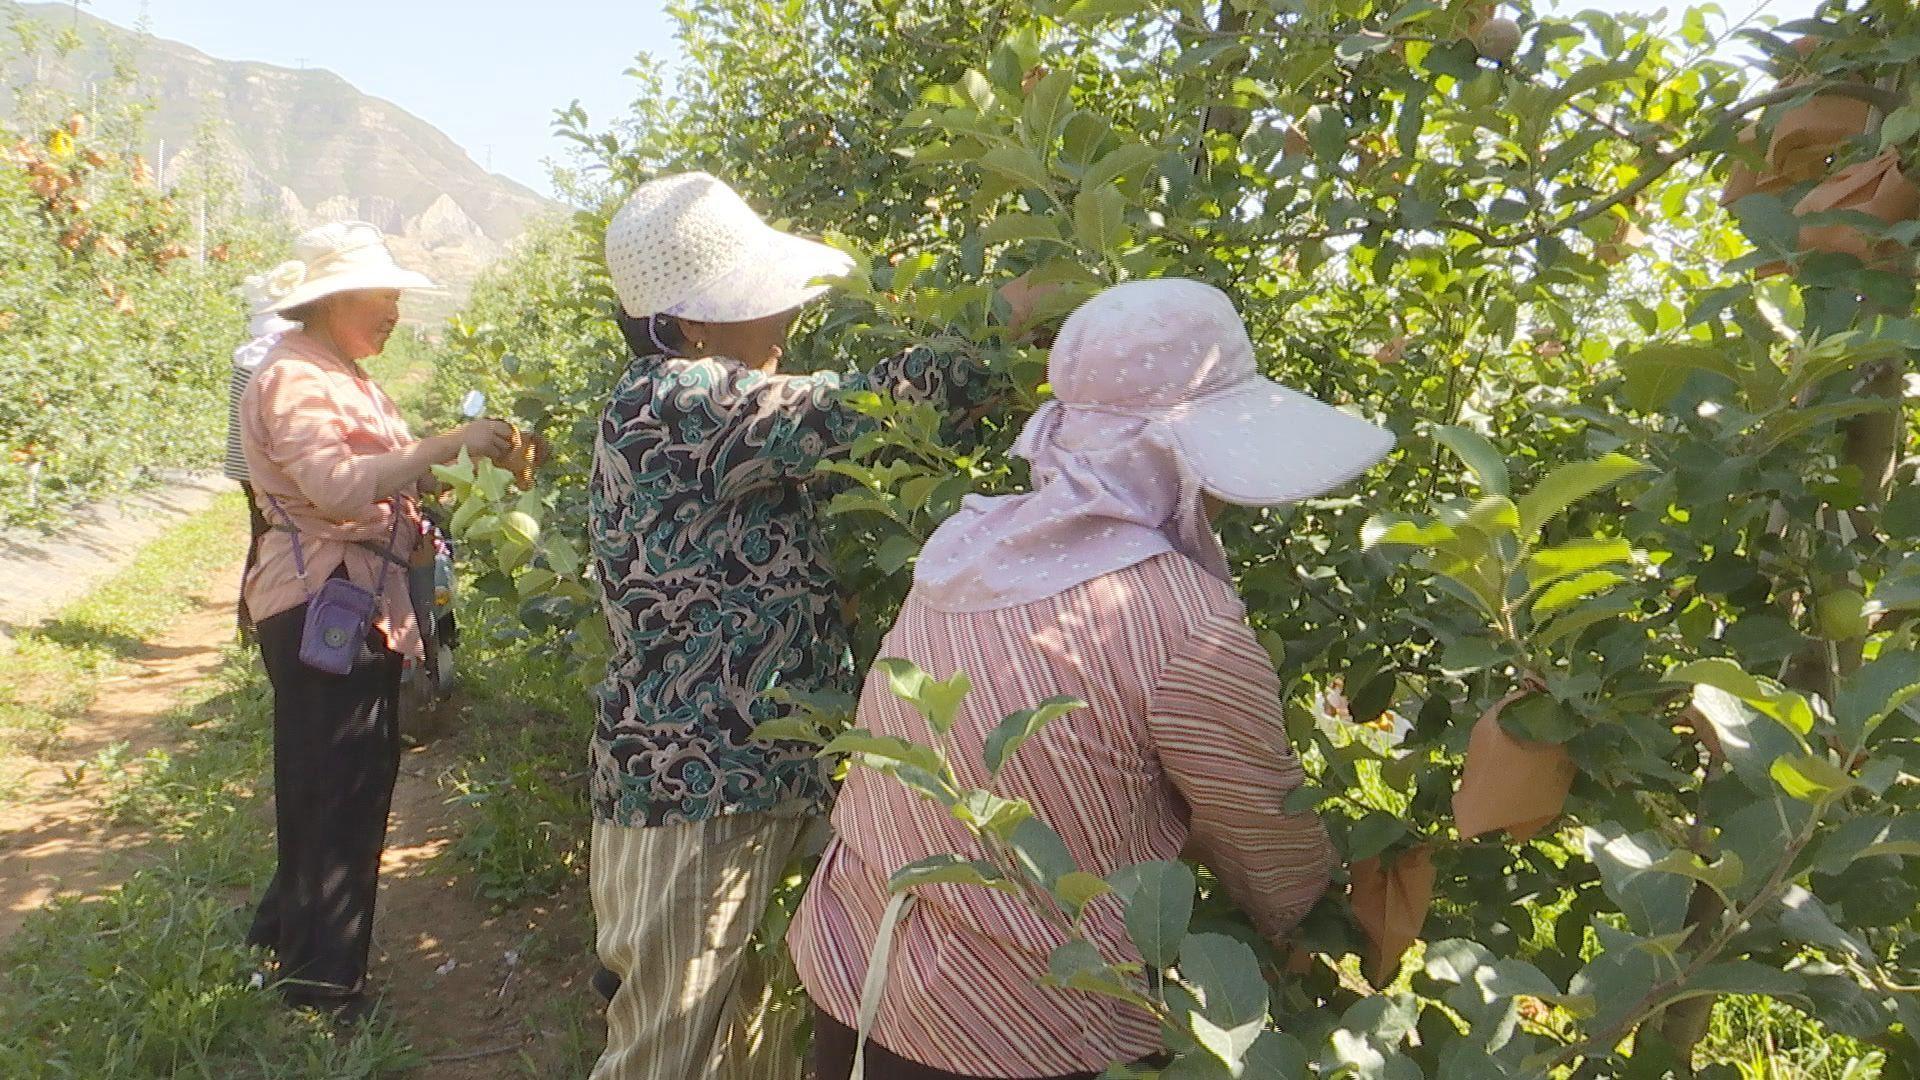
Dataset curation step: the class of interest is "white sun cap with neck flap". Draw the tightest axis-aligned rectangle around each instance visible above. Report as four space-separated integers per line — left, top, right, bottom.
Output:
604 171 856 325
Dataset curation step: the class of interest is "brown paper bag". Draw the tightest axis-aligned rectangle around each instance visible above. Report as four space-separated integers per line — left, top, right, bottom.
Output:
1349 843 1437 985
500 427 551 491
1793 150 1920 267
1453 692 1577 843
1719 38 1870 208
1768 94 1873 183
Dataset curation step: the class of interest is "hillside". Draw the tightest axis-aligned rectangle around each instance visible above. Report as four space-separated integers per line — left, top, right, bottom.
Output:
0 1 561 316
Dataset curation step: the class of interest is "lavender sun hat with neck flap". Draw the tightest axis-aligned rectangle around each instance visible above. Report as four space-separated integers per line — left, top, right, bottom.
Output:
913 277 1396 613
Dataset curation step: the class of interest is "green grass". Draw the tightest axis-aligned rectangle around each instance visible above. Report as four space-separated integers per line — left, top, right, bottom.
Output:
0 665 422 1078
1699 996 1888 1080
0 498 425 1076
0 493 248 767
439 598 591 908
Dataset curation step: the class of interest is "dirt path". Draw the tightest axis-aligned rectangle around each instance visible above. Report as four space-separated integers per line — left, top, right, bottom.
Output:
0 538 598 1075
0 560 242 940
0 472 235 651
373 734 597 1076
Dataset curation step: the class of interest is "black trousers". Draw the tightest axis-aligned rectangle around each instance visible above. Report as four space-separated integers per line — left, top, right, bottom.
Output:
811 1007 1101 1080
246 605 402 1006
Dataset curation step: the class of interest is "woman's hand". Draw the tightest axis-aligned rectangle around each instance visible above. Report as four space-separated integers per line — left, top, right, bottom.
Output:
455 418 515 462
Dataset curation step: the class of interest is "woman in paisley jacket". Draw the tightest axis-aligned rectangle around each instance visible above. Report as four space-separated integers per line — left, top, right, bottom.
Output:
585 173 1033 1080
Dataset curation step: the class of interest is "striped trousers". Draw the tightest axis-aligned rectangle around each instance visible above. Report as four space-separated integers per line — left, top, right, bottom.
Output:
590 812 811 1080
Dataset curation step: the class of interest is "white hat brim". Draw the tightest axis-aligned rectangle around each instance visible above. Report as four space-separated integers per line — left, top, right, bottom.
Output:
663 228 855 324
1165 379 1395 506
264 267 441 314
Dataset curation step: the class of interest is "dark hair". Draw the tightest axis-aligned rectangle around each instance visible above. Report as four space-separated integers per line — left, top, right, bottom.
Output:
280 298 326 326
615 308 689 359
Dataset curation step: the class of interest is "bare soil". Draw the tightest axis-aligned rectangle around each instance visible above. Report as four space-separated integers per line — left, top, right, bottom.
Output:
0 554 601 1076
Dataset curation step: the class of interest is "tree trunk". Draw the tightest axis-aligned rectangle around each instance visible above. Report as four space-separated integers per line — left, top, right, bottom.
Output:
1190 2 1253 177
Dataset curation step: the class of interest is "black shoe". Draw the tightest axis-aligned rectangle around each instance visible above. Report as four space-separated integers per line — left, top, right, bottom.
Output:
592 965 622 1003
328 994 376 1029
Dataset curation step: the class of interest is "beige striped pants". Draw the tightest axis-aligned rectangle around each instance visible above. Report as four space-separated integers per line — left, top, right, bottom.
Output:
590 812 812 1080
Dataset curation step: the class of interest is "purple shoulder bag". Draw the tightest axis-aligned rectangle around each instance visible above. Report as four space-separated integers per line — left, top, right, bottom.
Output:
267 496 407 675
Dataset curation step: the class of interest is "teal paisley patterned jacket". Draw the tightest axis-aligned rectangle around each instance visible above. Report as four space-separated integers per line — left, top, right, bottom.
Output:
589 346 989 827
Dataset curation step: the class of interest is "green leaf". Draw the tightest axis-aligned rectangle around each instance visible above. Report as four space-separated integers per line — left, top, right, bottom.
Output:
1440 636 1503 675
1243 1032 1310 1076
1688 684 1808 795
1189 1010 1266 1069
1534 591 1638 651
1617 344 1741 412
1834 650 1920 745
1665 658 1815 735
1454 495 1520 545
1531 570 1628 617
1641 850 1745 900
1110 860 1195 969
1346 812 1410 862
1008 818 1078 889
1769 753 1861 804
1754 399 1900 456
1052 871 1113 916
981 213 1067 246
1336 30 1396 63
958 68 995 112
819 730 951 784
1020 69 1073 147
1423 939 1496 985
1580 825 1693 936
1882 105 1920 153
983 696 1084 775
1664 961 1804 1006
873 658 972 735
1526 538 1633 585
1059 110 1113 165
1043 941 1155 1009
1072 185 1126 255
1177 933 1270 1029
1305 103 1346 164
1518 453 1648 537
889 854 1015 893
1776 885 1871 961
1432 425 1510 495
1046 939 1107 983
1082 142 1159 190
1362 514 1459 549
1811 814 1920 874
978 144 1053 191
749 717 826 746
544 534 583 578
953 790 1035 838
1571 938 1667 1030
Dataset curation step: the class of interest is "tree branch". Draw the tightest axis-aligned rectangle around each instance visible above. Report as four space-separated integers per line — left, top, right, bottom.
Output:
1430 80 1897 252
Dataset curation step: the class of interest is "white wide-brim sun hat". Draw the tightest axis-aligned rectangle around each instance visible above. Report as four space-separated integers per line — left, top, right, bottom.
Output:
251 220 439 315
1044 278 1396 507
1164 379 1394 505
604 171 855 324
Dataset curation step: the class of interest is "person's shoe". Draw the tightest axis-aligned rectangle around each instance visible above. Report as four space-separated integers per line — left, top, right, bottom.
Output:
326 994 377 1031
591 965 622 1003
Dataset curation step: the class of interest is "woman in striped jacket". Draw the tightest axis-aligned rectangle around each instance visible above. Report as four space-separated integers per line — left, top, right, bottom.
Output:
223 301 297 641
790 279 1396 1080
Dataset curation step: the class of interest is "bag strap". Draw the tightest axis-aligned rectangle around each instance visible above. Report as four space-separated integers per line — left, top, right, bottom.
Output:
264 495 408 599
264 495 311 599
849 890 917 1080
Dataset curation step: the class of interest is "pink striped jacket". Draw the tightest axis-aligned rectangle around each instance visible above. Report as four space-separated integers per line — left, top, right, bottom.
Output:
789 552 1335 1077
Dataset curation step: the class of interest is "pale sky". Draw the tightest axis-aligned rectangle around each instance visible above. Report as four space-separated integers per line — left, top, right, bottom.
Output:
56 0 1819 198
